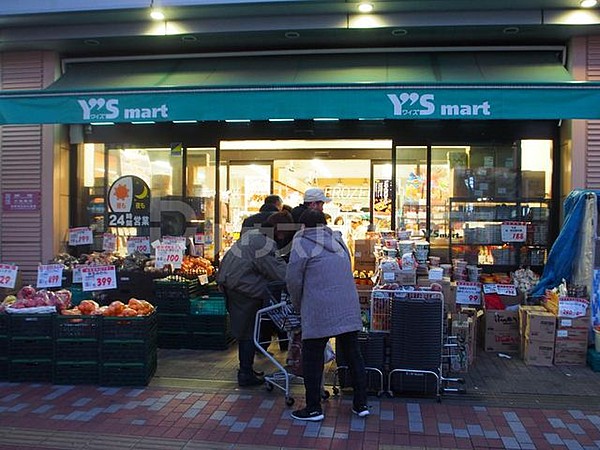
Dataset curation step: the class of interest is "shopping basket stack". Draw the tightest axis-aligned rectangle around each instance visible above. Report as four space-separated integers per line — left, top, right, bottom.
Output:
334 331 386 395
388 290 444 399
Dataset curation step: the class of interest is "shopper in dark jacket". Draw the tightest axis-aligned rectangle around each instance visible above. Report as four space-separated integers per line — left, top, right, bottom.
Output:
217 211 293 386
241 195 283 234
290 188 331 223
286 208 368 421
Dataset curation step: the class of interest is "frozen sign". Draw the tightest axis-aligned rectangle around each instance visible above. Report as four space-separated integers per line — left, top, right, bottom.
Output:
387 93 491 117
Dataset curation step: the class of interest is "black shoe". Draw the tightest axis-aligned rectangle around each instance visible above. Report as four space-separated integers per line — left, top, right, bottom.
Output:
291 407 324 422
352 405 370 417
237 371 264 387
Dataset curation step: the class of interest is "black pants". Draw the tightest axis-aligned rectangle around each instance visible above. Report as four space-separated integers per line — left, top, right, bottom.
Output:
302 331 367 411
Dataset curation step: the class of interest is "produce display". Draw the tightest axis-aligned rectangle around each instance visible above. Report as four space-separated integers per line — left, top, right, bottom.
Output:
62 298 155 317
176 255 215 277
0 285 72 312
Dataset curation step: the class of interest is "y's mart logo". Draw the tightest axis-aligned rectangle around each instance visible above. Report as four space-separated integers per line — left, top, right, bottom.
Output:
387 92 491 117
77 98 169 121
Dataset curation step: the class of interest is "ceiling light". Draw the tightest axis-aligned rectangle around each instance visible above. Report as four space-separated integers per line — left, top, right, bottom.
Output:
84 39 100 46
181 35 197 42
391 29 408 36
580 0 597 7
150 8 165 20
503 26 520 34
284 31 300 39
358 2 374 13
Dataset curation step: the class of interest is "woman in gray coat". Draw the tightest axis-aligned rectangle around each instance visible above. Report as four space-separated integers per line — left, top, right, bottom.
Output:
286 209 369 421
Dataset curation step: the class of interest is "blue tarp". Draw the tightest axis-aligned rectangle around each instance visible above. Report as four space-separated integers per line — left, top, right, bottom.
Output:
530 189 599 298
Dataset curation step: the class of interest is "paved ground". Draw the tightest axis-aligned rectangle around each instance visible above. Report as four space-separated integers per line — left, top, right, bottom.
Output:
1 345 600 449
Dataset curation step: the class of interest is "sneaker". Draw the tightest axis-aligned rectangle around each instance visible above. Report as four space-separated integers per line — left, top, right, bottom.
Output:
237 371 264 387
291 407 324 422
352 405 370 417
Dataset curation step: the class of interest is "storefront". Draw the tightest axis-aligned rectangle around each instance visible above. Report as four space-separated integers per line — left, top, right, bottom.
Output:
1 49 600 279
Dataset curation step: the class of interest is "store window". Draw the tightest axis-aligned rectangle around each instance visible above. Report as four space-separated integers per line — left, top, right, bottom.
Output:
76 145 216 260
395 147 428 238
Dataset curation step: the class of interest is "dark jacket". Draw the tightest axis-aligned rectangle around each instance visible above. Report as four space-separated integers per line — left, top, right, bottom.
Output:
291 203 308 223
240 204 279 234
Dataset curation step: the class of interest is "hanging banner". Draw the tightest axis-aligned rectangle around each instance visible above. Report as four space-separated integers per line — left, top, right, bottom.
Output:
107 175 151 228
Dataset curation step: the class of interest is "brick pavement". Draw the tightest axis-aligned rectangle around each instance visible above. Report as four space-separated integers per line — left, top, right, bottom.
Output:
1 380 600 449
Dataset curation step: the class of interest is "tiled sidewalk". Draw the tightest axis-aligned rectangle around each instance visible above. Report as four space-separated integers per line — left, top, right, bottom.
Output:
1 381 600 449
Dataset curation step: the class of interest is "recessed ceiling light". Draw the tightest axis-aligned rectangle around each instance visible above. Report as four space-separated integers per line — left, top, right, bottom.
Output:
391 29 408 36
503 26 520 34
181 35 197 42
358 2 374 13
284 31 300 39
580 0 597 7
84 39 100 46
150 9 165 20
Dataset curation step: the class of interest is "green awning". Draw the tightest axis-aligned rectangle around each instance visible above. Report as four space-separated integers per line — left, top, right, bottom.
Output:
1 51 600 124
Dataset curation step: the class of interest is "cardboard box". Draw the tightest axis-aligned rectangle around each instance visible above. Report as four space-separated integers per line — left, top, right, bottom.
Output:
554 339 588 365
544 296 590 318
397 269 416 286
518 305 547 336
451 309 479 371
555 328 589 341
556 316 591 331
525 311 556 343
523 338 554 366
354 239 377 263
354 260 376 273
483 310 519 353
521 170 546 198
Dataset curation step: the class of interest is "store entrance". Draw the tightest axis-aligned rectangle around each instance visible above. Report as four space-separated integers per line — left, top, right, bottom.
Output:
218 139 393 253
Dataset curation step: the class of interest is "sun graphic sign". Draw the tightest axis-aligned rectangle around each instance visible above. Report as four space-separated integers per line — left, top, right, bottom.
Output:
107 175 151 227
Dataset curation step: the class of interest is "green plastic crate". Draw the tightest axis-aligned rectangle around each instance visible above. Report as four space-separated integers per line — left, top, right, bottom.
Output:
190 295 226 315
587 348 600 372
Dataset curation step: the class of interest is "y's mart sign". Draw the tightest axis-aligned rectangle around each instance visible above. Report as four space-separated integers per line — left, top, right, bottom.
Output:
77 98 169 121
387 92 491 117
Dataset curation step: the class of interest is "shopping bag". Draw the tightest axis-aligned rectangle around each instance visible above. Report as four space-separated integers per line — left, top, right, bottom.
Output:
286 331 303 376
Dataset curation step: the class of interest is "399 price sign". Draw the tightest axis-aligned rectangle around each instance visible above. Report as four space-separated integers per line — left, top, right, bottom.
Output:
37 264 64 288
0 263 19 289
81 265 117 291
155 244 183 269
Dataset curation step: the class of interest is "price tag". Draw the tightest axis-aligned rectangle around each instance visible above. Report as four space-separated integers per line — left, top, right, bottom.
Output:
127 236 151 254
72 264 83 284
103 233 117 252
198 273 209 285
69 227 94 246
162 236 187 250
456 281 482 305
496 284 517 296
37 264 64 288
81 265 117 291
501 221 527 243
557 297 589 318
482 283 497 294
195 233 205 244
155 244 184 269
0 263 18 289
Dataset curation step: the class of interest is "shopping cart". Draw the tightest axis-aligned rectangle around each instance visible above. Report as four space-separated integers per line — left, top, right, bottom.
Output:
254 281 330 407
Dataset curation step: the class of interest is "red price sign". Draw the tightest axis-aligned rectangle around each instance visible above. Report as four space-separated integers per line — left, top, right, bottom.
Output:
37 264 64 288
501 222 527 243
456 281 482 305
156 244 183 269
127 236 151 255
69 227 94 246
81 265 117 291
0 263 18 289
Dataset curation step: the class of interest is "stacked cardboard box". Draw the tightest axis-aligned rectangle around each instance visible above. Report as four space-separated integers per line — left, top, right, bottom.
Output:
450 308 480 372
482 290 522 354
522 310 556 366
544 296 590 366
354 239 377 273
518 305 546 357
